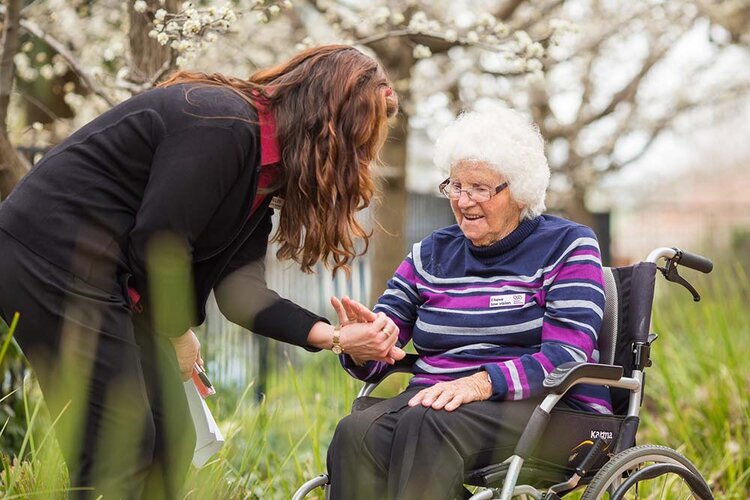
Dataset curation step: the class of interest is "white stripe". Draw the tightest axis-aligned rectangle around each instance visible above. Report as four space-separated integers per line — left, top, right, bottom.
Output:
548 282 605 297
553 316 598 337
374 303 409 322
588 403 613 415
561 344 588 363
392 276 420 300
505 361 524 400
441 343 505 355
383 288 413 304
416 317 543 336
547 299 604 319
567 254 601 264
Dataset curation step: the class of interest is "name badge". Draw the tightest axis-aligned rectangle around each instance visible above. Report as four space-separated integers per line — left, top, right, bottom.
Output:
489 294 525 308
270 196 285 210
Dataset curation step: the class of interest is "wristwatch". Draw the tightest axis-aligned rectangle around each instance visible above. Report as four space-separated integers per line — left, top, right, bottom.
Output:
332 325 343 354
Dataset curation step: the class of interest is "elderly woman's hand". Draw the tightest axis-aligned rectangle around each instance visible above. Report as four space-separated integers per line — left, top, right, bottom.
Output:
331 296 405 364
408 372 493 411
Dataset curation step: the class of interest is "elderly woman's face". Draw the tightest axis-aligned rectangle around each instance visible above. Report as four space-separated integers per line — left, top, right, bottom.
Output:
448 161 523 247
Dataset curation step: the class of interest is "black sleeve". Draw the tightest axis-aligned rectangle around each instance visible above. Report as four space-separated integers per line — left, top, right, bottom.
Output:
127 125 250 303
214 214 328 351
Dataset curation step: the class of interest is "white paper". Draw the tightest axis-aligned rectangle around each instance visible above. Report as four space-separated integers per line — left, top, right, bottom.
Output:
184 380 225 468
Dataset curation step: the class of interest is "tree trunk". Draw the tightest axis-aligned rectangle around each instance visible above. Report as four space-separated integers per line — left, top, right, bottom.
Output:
0 0 31 200
563 186 596 229
128 0 177 86
0 132 30 201
369 110 409 302
368 41 413 303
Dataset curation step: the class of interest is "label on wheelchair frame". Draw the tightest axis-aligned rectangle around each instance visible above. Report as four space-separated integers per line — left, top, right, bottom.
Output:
489 294 526 307
591 430 614 440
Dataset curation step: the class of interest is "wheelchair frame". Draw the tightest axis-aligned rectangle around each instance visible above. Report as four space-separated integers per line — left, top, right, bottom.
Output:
293 247 714 500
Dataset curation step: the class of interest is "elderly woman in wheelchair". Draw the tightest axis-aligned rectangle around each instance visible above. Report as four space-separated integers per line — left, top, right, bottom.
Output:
295 108 715 500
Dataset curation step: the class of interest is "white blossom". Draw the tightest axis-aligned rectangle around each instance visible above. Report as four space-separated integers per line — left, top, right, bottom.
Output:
133 0 148 13
477 12 496 27
283 0 293 8
154 8 167 21
148 29 159 39
157 32 170 45
466 30 479 44
256 11 269 23
205 32 218 43
391 12 405 25
408 11 429 32
412 44 432 59
526 58 543 72
374 6 390 25
176 55 188 67
21 41 34 52
269 5 280 16
39 65 55 80
444 29 457 42
32 122 44 131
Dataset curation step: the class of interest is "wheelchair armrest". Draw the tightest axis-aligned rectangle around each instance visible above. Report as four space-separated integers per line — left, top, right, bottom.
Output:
542 362 623 395
362 353 420 385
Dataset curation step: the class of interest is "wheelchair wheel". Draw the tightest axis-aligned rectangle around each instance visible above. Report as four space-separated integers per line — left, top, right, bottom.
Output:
581 445 712 499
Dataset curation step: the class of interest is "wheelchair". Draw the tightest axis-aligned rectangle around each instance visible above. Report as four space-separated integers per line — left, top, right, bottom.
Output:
293 247 715 499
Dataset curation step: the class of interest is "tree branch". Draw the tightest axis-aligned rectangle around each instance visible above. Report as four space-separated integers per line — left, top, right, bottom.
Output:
19 19 115 107
0 0 23 133
496 0 526 21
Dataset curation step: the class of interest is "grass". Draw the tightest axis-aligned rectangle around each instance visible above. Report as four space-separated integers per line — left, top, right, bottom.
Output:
0 263 748 498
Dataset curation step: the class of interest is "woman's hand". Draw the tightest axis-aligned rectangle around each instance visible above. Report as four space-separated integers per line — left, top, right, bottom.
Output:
169 329 202 381
331 296 405 364
408 372 493 411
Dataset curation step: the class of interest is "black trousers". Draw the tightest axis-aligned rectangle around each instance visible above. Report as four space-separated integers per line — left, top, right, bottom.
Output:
0 229 195 499
327 388 572 500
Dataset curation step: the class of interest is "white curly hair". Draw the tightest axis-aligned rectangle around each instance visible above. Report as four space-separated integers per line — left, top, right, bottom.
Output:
433 107 550 220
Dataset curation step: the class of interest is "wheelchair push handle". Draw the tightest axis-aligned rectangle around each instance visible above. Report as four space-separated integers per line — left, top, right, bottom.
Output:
675 249 713 274
646 247 713 302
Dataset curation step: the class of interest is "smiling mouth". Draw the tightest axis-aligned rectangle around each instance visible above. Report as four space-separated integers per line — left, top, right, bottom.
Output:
463 214 484 221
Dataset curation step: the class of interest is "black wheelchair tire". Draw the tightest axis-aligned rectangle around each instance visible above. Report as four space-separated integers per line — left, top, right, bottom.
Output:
580 444 713 500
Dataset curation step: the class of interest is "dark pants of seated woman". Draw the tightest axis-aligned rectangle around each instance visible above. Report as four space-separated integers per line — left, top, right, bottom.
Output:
0 229 195 499
327 387 572 500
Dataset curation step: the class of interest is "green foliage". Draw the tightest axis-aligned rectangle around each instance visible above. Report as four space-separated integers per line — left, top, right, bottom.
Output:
0 263 748 498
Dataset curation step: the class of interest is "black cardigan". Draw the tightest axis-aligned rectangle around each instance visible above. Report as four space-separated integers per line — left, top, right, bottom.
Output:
0 84 326 348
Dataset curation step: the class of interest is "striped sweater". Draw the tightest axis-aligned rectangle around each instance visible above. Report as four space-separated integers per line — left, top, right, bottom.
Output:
341 215 612 414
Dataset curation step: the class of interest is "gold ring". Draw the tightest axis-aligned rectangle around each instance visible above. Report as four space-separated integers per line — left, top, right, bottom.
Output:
381 328 392 337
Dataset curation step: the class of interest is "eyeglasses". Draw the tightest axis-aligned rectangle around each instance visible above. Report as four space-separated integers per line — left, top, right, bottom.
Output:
438 178 509 202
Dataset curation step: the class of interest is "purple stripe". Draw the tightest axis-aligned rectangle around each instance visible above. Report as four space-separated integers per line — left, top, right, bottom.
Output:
395 259 417 283
543 323 595 354
570 394 613 411
420 355 514 369
554 263 604 286
532 352 556 374
411 374 455 384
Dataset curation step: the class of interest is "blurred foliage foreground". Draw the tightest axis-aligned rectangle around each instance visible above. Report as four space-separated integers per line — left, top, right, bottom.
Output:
0 263 748 499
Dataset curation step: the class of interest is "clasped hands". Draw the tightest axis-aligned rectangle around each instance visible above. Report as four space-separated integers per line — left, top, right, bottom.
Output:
330 296 405 365
331 295 492 412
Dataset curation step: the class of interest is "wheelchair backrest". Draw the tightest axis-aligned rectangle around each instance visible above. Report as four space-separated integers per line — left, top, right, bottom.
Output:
600 263 658 414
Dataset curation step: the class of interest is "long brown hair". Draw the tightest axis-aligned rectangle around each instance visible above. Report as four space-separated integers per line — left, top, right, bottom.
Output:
159 45 398 273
